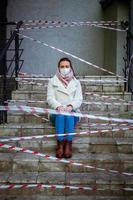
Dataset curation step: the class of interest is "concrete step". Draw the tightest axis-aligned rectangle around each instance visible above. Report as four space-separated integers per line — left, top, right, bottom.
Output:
83 84 125 93
85 92 131 101
1 171 132 184
12 90 47 101
18 81 125 93
0 137 133 154
6 110 133 124
0 123 133 138
0 171 132 197
0 185 132 198
8 100 132 112
0 196 132 200
1 76 132 200
11 90 131 102
17 75 126 83
0 152 132 173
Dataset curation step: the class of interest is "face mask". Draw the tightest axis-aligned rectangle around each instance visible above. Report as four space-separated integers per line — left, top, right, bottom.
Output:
60 68 71 76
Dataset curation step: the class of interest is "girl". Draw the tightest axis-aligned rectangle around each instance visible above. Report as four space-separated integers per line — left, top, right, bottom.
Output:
47 57 83 158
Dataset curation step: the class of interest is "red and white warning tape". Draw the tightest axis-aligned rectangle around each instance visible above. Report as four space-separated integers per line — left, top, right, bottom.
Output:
0 142 132 176
22 20 119 24
18 72 127 82
0 126 133 143
15 77 127 86
15 80 131 105
0 105 133 123
20 21 117 28
92 24 126 32
15 78 131 105
18 33 122 77
17 79 45 86
0 183 92 191
16 77 127 84
6 99 46 104
0 183 132 191
21 20 124 32
19 23 125 33
15 75 129 104
18 72 51 77
2 102 131 127
80 79 127 83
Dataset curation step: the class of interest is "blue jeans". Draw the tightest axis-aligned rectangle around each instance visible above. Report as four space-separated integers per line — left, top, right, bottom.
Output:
50 114 79 141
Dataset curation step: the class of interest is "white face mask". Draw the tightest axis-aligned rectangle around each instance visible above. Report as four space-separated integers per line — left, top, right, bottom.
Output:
60 68 71 76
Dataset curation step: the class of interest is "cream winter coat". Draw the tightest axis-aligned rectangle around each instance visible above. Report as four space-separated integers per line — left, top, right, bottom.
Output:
47 75 83 110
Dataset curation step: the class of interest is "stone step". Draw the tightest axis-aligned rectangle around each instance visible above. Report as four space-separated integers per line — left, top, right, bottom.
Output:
0 152 132 173
0 185 132 198
83 84 125 92
6 110 133 124
0 171 132 197
18 82 125 93
11 90 131 102
0 123 133 138
12 90 47 101
17 75 126 83
85 92 131 101
17 75 125 79
8 100 132 112
1 76 132 200
1 171 132 184
0 137 133 154
0 196 132 200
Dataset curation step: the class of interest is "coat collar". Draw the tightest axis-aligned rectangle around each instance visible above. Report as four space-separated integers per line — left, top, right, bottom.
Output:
52 75 77 95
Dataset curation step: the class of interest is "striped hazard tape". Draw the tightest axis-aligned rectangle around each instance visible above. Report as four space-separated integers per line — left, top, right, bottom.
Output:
0 183 132 191
0 105 133 123
0 126 133 142
0 143 132 176
18 33 121 76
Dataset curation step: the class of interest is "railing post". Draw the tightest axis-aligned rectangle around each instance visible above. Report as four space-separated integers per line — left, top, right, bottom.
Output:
15 28 19 89
3 56 7 123
128 0 133 99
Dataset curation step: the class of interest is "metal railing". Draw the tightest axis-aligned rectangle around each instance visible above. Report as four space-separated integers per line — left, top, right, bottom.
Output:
0 21 23 123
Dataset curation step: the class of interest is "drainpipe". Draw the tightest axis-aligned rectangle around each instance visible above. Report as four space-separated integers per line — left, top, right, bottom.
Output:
128 0 133 99
129 0 133 54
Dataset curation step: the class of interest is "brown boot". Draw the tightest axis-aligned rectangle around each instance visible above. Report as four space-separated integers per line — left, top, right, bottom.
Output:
56 141 65 159
64 141 72 159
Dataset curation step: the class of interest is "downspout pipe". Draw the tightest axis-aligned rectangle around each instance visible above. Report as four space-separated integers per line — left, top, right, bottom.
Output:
128 0 133 99
129 0 133 53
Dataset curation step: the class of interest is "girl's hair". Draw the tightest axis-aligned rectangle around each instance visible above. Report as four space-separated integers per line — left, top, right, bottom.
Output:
58 57 76 76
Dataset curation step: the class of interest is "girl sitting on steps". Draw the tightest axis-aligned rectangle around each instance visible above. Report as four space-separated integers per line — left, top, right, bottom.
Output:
47 57 83 159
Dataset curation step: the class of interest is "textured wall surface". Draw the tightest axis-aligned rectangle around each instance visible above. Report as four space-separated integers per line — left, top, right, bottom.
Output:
7 0 104 76
7 0 128 76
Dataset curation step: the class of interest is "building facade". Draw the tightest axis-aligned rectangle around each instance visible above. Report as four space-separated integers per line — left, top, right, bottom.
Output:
0 0 130 76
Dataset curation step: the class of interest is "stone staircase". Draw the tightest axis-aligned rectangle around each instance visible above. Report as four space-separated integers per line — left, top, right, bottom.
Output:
0 76 133 200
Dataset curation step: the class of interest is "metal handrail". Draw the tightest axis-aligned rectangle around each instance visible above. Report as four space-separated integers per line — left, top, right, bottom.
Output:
7 38 23 73
0 21 23 61
0 21 23 123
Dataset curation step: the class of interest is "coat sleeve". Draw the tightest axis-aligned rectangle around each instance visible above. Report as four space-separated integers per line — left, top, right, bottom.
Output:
47 79 62 109
69 80 83 110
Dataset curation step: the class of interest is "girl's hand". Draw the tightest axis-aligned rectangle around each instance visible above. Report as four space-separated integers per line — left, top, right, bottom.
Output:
65 105 73 112
56 106 64 112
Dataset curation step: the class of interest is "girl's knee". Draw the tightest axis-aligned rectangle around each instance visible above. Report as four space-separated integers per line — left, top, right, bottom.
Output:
65 115 74 121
